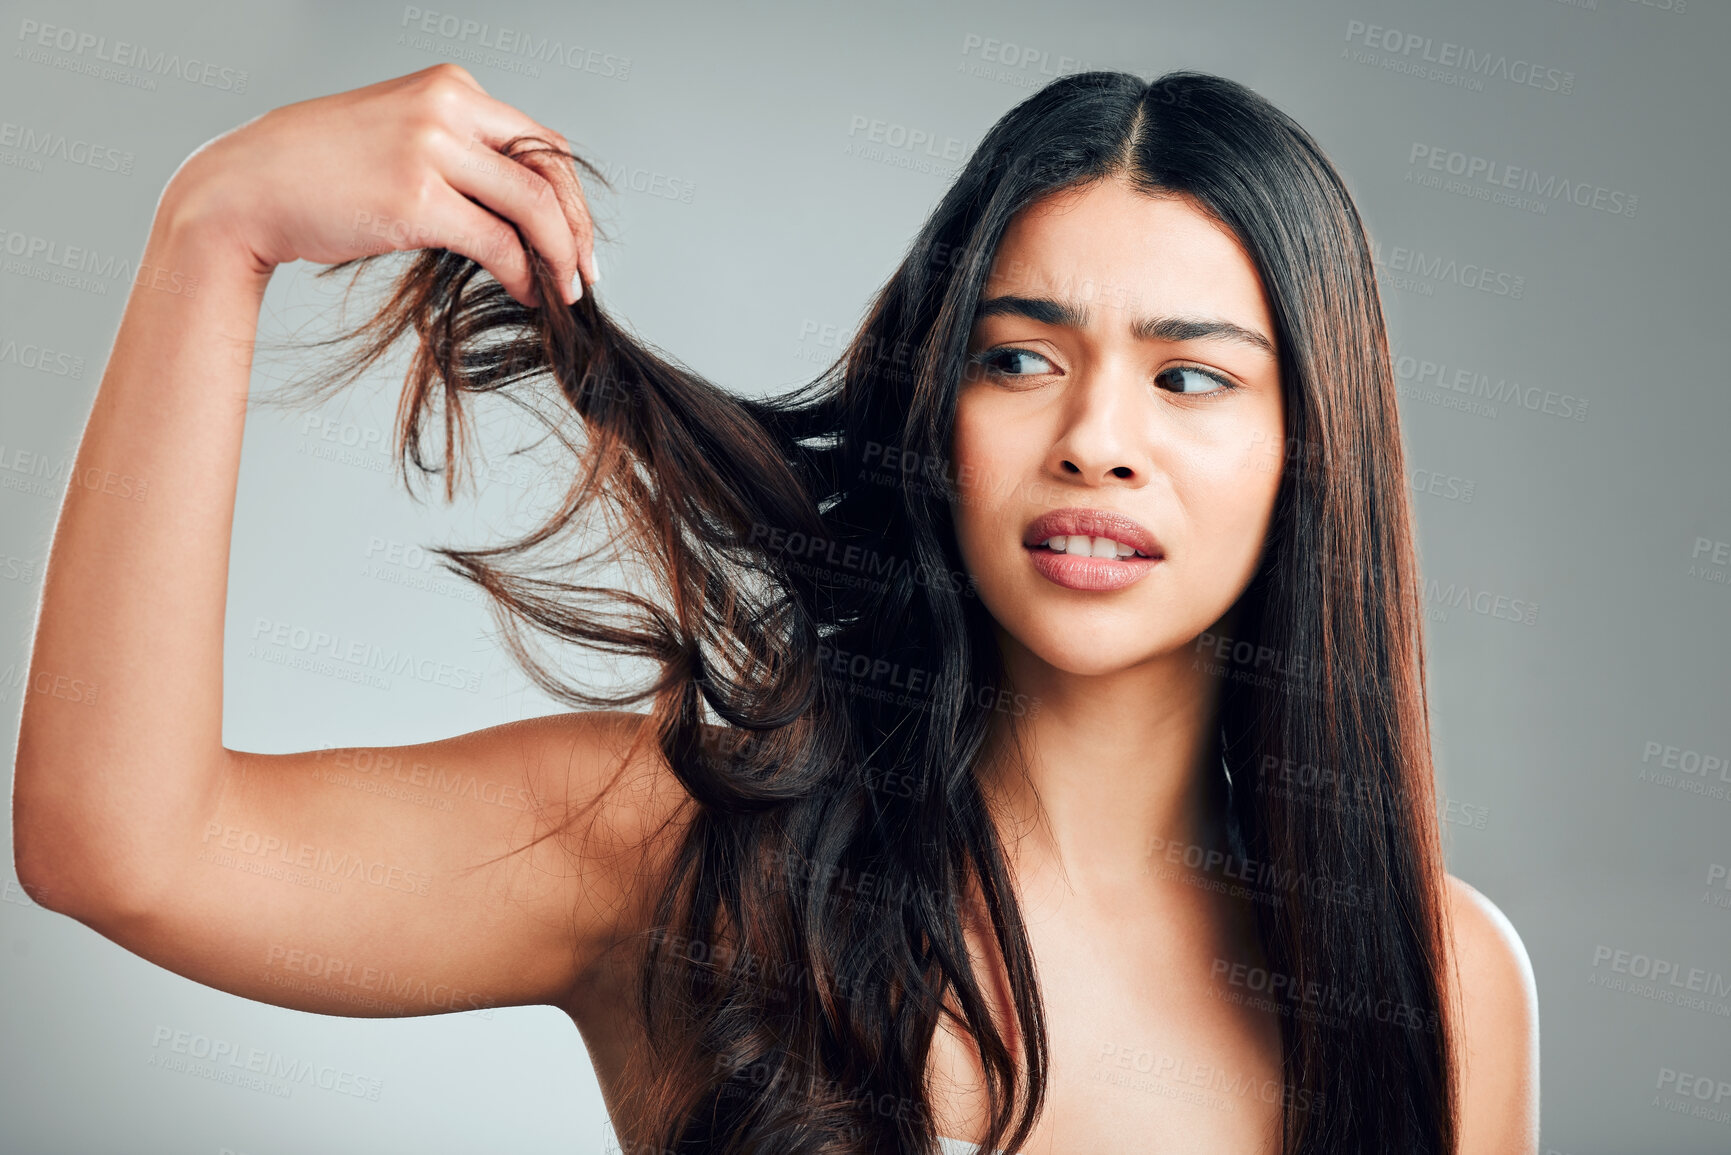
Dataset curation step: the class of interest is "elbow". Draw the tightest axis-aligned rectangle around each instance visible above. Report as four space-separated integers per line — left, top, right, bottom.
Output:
13 741 221 931
13 822 160 930
11 767 140 926
12 816 73 919
10 854 71 919
12 779 86 919
11 728 76 914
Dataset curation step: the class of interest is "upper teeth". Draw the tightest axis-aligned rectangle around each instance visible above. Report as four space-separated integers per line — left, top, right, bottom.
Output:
1043 535 1145 559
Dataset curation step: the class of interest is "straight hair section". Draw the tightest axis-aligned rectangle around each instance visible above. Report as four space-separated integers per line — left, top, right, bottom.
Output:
296 69 1455 1155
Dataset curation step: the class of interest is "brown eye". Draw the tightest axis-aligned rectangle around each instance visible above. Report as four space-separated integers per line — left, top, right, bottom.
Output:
970 348 1055 378
1155 365 1237 396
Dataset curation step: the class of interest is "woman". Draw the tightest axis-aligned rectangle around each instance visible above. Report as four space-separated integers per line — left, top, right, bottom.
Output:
12 63 1538 1154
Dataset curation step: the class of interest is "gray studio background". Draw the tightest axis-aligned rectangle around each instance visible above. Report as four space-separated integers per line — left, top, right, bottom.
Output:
2 0 1726 1152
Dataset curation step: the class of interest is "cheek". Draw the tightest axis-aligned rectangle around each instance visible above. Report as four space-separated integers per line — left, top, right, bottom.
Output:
948 400 1018 551
1181 437 1284 572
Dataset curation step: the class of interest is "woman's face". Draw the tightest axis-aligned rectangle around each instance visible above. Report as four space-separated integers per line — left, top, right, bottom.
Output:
950 177 1286 678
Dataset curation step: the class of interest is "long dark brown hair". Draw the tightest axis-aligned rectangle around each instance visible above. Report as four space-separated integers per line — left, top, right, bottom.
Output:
290 69 1455 1155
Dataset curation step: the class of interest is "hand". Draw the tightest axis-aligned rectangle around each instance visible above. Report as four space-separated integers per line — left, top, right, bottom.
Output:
161 63 597 308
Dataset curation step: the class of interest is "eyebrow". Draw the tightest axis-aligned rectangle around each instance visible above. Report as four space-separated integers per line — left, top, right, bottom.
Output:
972 294 1277 357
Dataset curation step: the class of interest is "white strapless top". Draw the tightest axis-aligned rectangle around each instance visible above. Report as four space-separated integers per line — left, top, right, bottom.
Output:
606 1120 994 1153
938 1139 998 1155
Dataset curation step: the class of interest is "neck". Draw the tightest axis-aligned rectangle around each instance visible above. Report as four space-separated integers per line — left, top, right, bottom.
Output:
974 620 1235 890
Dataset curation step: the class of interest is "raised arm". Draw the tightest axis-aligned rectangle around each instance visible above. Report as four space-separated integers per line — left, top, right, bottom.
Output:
10 65 682 1016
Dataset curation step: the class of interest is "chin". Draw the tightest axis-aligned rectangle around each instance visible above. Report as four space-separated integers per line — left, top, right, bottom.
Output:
1006 623 1163 679
1042 651 1150 678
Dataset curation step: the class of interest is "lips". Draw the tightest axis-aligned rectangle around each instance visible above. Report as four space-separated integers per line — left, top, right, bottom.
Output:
1021 507 1164 592
1022 508 1164 559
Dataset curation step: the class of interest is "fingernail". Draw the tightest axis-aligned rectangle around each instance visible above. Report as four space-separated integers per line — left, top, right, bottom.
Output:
568 271 583 303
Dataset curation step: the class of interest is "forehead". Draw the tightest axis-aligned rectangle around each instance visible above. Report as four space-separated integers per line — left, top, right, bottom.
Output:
982 178 1273 332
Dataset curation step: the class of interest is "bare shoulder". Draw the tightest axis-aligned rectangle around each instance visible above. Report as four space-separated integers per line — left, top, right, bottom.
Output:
1442 873 1540 1154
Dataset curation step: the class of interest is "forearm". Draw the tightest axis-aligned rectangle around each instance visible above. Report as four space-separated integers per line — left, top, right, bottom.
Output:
12 194 273 914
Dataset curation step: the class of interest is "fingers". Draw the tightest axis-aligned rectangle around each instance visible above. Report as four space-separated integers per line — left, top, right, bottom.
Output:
515 139 599 290
426 185 541 308
397 64 597 303
457 92 599 290
435 133 581 305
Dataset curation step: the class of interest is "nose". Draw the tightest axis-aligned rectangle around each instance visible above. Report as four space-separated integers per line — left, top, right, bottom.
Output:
1044 370 1147 486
